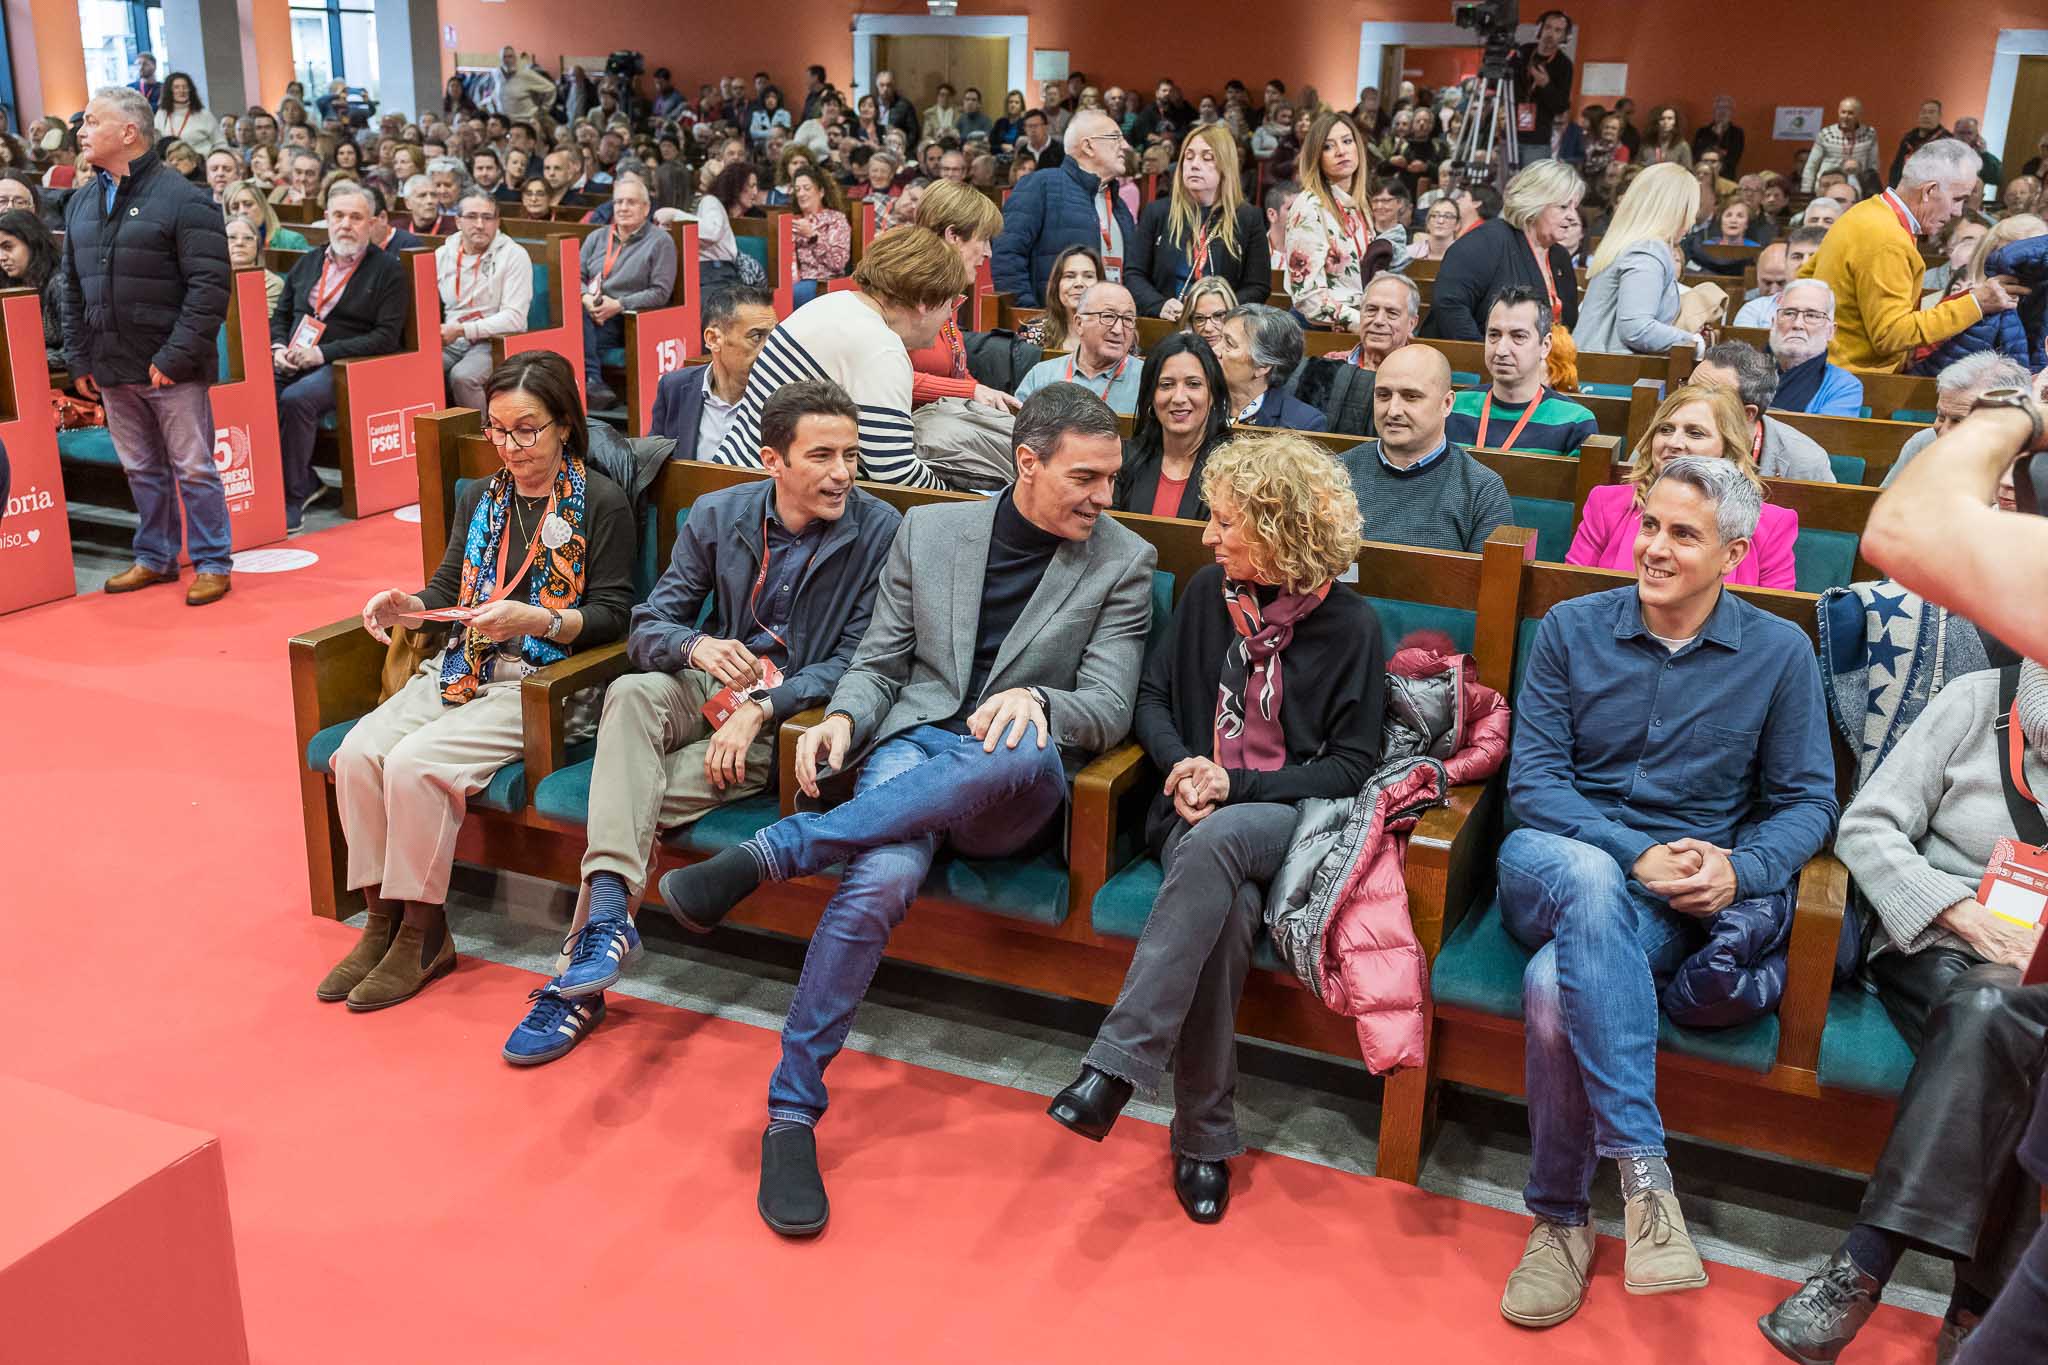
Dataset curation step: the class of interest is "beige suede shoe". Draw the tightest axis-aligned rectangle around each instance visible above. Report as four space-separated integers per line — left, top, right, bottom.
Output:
1624 1189 1710 1294
315 911 399 1002
345 922 456 1012
1501 1219 1596 1328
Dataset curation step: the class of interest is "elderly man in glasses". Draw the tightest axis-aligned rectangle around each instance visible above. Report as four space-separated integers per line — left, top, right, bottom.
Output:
990 109 1137 308
1012 281 1144 415
435 191 532 409
1766 279 1865 417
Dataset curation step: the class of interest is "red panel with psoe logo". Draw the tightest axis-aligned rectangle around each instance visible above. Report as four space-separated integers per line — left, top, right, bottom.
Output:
0 289 73 615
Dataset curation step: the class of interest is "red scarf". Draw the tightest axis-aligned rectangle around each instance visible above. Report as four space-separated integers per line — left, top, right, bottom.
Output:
1214 578 1331 772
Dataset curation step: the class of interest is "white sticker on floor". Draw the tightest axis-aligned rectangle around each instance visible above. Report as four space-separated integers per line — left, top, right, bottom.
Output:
231 548 320 573
393 504 422 523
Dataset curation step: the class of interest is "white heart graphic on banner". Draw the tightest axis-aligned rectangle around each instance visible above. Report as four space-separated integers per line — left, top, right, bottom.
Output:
26 528 39 544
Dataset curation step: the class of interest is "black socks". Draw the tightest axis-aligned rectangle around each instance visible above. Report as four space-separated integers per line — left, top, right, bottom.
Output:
1843 1223 1904 1286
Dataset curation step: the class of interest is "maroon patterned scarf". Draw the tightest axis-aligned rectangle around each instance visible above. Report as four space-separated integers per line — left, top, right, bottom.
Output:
1214 577 1331 772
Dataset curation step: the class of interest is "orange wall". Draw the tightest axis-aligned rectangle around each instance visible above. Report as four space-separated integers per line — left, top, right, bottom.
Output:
420 0 2033 173
244 0 296 108
9 0 88 117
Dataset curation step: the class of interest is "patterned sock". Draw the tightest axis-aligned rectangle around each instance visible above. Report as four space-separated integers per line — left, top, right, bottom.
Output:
1616 1153 1674 1202
1844 1223 1904 1286
587 872 629 925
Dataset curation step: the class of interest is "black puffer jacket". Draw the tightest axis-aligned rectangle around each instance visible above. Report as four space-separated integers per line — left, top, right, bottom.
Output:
60 147 231 386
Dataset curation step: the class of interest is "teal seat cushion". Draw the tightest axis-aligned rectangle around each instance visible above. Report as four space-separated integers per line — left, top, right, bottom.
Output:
216 325 232 376
1451 369 1483 389
1856 405 1873 419
600 346 627 368
1432 897 1781 1073
528 264 552 330
1890 408 1934 426
1795 528 1859 594
320 411 337 432
930 853 1070 926
536 758 778 848
1817 985 1916 1096
306 719 359 772
1510 496 1575 563
738 237 770 269
57 427 120 466
1579 381 1632 399
1510 616 1544 700
1365 597 1476 656
1828 454 1867 485
1093 856 1284 970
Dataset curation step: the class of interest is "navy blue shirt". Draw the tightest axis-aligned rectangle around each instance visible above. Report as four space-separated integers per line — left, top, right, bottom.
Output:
1507 585 1838 898
742 505 825 667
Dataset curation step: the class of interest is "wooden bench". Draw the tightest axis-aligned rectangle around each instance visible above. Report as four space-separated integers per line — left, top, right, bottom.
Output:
1626 377 1918 485
1670 349 1938 421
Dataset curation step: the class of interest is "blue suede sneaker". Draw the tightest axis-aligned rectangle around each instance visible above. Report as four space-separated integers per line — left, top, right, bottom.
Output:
554 913 641 999
502 986 606 1066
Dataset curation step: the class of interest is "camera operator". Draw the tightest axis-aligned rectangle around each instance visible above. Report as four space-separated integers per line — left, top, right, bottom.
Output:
1506 9 1574 165
1865 371 2048 664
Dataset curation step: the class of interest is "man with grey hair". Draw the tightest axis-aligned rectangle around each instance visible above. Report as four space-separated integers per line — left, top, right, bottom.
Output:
425 155 469 215
1497 451 1837 1332
272 180 413 528
1690 340 1837 482
1879 353 2035 488
990 108 1135 307
62 85 234 603
1214 302 1327 430
1803 137 2017 373
1013 281 1143 415
279 148 323 206
1766 278 1864 416
434 191 530 409
1288 273 1417 435
1798 195 1843 233
579 174 675 410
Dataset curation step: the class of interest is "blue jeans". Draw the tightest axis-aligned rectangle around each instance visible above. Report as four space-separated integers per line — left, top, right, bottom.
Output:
1497 827 1697 1226
582 313 623 387
275 364 335 506
99 379 232 575
749 724 1069 1126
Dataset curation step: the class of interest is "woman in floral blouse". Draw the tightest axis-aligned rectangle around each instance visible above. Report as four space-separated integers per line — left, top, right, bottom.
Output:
789 167 852 304
1283 111 1377 330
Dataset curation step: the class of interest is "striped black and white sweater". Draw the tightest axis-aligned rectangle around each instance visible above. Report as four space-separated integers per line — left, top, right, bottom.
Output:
710 290 936 489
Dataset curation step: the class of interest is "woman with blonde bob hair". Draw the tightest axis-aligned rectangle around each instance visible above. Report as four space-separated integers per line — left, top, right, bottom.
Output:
1573 162 1708 356
1048 431 1387 1224
1566 383 1799 588
1126 123 1271 320
1282 110 1378 329
1425 158 1582 340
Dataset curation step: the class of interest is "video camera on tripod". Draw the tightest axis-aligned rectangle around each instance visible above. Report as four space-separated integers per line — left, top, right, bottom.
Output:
1453 0 1520 80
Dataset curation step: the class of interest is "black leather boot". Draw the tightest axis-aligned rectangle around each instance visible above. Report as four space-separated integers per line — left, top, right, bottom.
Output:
1046 1066 1133 1141
1173 1156 1230 1224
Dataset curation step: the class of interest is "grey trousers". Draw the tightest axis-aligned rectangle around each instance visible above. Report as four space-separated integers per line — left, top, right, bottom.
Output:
1084 801 1297 1161
443 341 496 411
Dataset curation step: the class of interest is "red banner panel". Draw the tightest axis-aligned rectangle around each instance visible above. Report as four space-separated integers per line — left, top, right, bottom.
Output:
336 250 446 517
0 289 72 615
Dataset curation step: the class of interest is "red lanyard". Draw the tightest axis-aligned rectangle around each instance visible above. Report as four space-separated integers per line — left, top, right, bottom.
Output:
169 109 192 138
1099 189 1117 253
1187 220 1213 281
1525 230 1562 316
599 226 624 282
492 487 558 601
1478 391 1540 451
452 247 482 302
940 318 967 378
1065 351 1130 390
310 252 360 318
1880 189 1918 237
2013 700 2039 805
1341 206 1371 264
747 513 791 650
1750 421 1765 464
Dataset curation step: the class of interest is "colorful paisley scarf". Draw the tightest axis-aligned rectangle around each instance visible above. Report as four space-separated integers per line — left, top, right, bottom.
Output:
438 455 588 706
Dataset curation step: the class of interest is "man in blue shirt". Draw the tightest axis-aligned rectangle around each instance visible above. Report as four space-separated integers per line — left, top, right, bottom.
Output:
1496 456 1837 1330
1767 279 1866 418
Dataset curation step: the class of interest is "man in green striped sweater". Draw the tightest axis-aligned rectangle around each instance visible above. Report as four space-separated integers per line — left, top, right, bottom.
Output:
1445 287 1599 457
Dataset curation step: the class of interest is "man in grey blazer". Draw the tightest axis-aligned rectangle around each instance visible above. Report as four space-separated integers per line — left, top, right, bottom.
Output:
657 383 1157 1236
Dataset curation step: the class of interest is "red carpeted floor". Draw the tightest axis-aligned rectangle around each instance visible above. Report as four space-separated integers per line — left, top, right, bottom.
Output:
5 513 1936 1363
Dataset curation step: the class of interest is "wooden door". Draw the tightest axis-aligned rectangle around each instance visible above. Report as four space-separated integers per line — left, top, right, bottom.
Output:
871 36 1010 134
2002 55 2048 176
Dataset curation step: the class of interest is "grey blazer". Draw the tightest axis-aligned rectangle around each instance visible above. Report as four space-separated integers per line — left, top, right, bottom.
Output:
829 497 1158 771
1572 237 1696 356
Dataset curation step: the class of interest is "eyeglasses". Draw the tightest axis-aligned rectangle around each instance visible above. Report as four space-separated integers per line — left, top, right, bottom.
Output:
457 211 496 223
1079 310 1137 330
482 418 558 448
1776 308 1832 325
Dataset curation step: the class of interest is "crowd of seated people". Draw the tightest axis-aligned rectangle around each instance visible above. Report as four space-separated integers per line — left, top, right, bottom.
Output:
31 40 2048 1357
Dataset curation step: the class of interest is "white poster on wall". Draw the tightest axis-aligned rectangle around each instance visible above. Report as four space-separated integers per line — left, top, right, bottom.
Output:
1579 63 1627 98
1774 107 1826 140
1033 50 1070 83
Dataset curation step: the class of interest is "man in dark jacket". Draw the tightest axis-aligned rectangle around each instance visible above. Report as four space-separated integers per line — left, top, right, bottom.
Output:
62 86 234 604
649 283 777 459
990 110 1136 307
271 179 411 528
499 379 901 1067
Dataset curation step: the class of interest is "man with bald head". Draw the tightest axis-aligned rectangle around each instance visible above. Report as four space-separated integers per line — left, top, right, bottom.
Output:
1013 281 1143 415
1336 345 1512 552
990 108 1136 307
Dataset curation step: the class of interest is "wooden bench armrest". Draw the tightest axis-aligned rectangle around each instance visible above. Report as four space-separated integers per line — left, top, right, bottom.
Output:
1406 772 1504 959
1069 742 1152 922
519 642 632 791
288 617 386 753
1776 851 1849 1073
776 707 829 817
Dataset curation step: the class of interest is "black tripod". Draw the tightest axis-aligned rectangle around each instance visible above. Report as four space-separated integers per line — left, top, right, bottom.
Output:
1446 68 1520 194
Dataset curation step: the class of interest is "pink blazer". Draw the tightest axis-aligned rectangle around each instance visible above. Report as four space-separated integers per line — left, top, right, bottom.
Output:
1565 482 1799 590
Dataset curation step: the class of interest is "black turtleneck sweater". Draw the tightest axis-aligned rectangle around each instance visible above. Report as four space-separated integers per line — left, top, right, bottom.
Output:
947 490 1063 729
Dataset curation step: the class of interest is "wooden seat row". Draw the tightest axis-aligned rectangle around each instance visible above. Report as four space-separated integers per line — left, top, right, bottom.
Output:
290 416 1900 1185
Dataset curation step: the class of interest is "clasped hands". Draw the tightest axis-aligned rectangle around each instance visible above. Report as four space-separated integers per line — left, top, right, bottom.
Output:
1633 839 1738 917
272 343 325 375
1163 755 1230 826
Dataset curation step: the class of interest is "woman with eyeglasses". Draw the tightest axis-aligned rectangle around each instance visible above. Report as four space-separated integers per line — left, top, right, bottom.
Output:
324 352 634 1012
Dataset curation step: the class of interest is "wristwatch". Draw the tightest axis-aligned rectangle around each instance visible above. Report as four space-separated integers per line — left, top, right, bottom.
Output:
543 607 564 641
753 694 776 722
1969 387 2048 454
